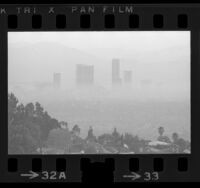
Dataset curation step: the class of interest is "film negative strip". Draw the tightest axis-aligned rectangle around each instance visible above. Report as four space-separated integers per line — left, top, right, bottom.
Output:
0 3 199 183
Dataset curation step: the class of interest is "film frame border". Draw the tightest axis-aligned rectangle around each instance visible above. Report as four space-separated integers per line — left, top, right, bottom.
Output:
0 3 199 183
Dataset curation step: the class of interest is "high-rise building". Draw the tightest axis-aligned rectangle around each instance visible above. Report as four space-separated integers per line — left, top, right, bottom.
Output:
124 70 132 83
53 73 61 88
76 64 94 85
112 58 121 85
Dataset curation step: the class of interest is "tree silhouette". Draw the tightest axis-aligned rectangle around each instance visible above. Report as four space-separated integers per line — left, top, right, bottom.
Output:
86 126 96 142
172 132 188 153
8 93 60 154
112 127 120 140
8 104 40 154
158 126 165 136
72 124 81 136
35 102 44 118
172 132 179 143
25 103 34 117
157 126 171 143
8 93 18 122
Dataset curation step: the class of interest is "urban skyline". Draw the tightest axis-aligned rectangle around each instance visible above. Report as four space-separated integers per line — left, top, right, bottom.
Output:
51 58 133 87
8 32 190 102
8 32 190 153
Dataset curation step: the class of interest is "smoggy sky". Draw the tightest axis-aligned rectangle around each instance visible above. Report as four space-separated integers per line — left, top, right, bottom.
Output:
8 31 189 52
8 31 190 101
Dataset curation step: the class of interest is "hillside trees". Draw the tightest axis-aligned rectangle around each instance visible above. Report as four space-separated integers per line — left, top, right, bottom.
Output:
8 93 60 154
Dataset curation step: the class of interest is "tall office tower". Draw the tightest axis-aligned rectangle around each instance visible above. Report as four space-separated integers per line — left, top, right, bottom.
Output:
124 70 132 83
53 73 61 88
112 58 121 85
76 64 94 85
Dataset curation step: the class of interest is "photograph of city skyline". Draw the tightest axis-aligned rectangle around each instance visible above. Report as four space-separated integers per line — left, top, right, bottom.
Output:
8 31 191 154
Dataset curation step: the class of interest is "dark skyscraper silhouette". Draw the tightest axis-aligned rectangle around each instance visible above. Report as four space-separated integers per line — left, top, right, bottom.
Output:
76 64 94 85
112 58 121 85
124 70 132 84
53 73 61 88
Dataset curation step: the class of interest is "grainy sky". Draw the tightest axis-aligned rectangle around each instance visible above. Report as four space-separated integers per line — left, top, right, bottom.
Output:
8 32 191 139
8 31 190 101
8 31 190 54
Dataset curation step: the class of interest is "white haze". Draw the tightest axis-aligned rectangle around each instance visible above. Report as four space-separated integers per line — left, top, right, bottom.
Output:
8 31 191 140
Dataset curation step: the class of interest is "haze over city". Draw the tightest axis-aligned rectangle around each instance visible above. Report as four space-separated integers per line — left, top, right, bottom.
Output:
8 31 190 140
